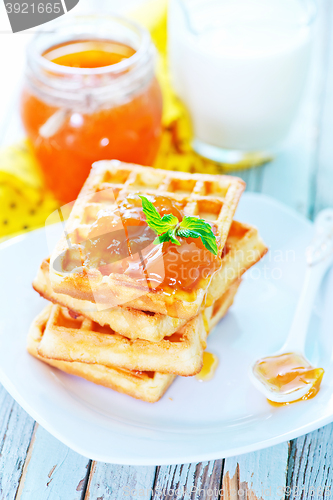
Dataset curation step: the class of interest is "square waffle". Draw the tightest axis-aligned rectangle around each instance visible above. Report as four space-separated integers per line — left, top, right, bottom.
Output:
33 279 241 377
35 221 267 342
28 305 175 403
49 161 245 319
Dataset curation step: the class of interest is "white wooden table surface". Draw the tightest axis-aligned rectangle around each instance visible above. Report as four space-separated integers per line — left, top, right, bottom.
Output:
1 0 333 498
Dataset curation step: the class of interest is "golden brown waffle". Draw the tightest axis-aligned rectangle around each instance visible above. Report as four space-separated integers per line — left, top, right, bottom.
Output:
34 280 240 377
34 221 266 342
28 305 175 403
49 161 245 319
34 259 186 342
206 220 268 305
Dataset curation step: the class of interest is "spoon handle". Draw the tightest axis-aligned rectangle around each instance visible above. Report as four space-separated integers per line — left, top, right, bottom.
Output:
281 262 329 352
280 209 333 353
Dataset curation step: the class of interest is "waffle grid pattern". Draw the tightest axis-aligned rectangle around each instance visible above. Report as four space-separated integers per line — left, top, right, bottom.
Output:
50 161 245 318
73 161 245 254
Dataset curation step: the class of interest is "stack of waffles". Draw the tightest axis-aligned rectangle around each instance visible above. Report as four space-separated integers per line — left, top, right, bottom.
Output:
28 161 268 402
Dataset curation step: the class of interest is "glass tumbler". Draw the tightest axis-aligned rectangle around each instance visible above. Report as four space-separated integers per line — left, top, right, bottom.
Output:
168 0 317 166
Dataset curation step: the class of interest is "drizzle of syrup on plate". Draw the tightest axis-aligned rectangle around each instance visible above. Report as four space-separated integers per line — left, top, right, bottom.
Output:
196 352 219 381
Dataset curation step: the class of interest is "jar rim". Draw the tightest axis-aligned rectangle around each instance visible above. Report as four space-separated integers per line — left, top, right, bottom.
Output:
27 14 152 77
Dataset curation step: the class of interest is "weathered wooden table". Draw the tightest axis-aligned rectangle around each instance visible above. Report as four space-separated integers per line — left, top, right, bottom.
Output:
1 0 333 498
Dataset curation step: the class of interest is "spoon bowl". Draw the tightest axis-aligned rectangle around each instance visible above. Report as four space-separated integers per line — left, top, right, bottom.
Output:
250 352 324 403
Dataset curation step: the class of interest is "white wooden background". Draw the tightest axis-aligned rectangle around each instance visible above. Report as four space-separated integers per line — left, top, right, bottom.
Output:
1 0 333 498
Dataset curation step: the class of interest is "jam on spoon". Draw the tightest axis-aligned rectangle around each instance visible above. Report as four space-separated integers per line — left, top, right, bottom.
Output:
253 353 324 406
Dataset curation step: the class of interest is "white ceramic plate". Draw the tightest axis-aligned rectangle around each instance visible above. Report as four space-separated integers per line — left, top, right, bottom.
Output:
1 193 333 465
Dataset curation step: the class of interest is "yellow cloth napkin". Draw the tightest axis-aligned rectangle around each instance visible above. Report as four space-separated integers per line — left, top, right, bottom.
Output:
0 141 58 239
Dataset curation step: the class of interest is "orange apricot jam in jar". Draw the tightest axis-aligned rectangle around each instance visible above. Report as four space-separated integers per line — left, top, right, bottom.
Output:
21 16 162 203
71 193 222 295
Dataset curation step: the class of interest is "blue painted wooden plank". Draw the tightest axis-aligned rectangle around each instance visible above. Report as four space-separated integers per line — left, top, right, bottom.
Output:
16 425 90 500
152 461 223 500
85 462 156 500
0 386 35 500
222 443 289 500
287 423 333 499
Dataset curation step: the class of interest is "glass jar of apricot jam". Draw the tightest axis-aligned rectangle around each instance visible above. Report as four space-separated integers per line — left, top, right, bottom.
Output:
21 16 163 203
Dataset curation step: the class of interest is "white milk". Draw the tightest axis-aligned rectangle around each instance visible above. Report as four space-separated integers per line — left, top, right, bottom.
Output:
168 0 314 152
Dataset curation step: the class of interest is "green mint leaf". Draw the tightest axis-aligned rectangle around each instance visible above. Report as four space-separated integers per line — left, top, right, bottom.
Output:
139 196 218 255
153 232 172 245
167 228 181 246
177 228 200 239
179 216 213 234
139 195 179 235
178 216 218 255
153 228 181 246
199 236 218 256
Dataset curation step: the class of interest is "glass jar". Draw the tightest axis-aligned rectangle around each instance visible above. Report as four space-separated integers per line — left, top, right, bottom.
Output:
21 15 163 203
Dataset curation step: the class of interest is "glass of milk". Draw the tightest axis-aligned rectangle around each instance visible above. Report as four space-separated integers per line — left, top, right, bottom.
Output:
168 0 317 165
